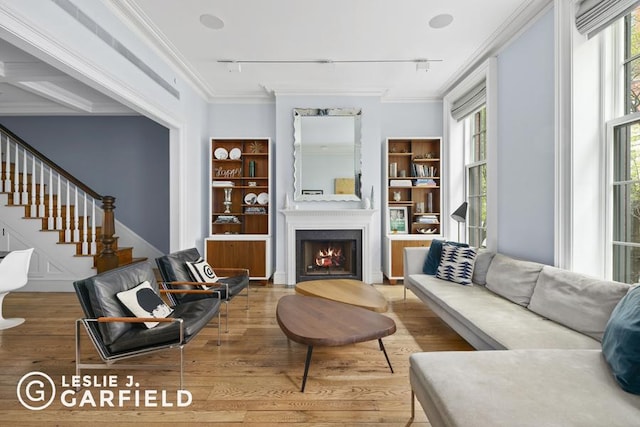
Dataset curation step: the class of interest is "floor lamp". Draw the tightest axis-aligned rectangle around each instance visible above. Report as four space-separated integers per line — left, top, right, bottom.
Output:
451 202 468 242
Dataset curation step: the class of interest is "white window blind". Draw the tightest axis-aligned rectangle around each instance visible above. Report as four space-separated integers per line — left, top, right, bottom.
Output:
576 0 640 38
451 82 486 121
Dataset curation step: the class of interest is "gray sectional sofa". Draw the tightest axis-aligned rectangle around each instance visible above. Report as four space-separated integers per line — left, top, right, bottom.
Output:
403 246 640 427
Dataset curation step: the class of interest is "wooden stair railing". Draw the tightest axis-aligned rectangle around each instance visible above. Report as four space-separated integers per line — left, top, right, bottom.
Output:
0 123 132 273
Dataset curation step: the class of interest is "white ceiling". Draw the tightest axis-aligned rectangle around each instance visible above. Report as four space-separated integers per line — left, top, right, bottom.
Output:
120 0 548 100
0 0 549 114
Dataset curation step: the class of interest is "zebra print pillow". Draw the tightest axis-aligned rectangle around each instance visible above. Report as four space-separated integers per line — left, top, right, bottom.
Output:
436 244 477 286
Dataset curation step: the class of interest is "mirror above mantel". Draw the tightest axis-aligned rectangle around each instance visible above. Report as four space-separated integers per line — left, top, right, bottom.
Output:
293 108 362 201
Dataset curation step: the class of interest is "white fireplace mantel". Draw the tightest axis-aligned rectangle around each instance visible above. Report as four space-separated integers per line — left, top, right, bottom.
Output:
280 209 377 285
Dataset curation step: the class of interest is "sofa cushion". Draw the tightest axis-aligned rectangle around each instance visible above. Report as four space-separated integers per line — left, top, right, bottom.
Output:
407 274 601 350
436 244 477 285
471 248 495 285
409 350 640 427
528 266 630 341
602 285 640 395
485 254 543 306
116 281 174 328
422 239 468 275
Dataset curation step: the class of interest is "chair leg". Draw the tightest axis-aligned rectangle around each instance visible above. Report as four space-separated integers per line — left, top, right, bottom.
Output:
217 309 221 346
224 300 229 333
75 320 82 382
245 283 249 310
410 389 415 420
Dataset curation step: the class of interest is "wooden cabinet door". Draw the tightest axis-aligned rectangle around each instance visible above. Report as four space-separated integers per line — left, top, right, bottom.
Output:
206 240 266 277
390 239 432 278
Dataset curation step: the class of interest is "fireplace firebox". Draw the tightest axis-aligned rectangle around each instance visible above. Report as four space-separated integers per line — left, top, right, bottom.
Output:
296 229 362 282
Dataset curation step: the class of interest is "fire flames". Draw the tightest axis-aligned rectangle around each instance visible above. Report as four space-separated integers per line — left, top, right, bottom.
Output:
315 246 344 268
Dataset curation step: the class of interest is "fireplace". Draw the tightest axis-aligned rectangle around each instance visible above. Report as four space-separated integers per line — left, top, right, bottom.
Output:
296 229 362 282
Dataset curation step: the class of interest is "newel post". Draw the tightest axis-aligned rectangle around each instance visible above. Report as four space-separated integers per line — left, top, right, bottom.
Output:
96 195 118 273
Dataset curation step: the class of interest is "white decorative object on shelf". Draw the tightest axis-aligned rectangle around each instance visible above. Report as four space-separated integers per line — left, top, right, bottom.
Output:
362 197 371 209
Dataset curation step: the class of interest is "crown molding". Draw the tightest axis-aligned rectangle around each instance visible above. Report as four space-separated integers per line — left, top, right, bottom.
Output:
438 0 553 96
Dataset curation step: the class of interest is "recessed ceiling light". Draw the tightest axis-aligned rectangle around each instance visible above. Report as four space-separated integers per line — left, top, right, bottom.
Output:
200 14 224 30
429 14 453 29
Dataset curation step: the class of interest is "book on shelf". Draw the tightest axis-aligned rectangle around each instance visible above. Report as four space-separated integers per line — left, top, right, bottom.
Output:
389 179 413 187
412 163 438 178
214 215 240 224
415 215 439 224
212 180 235 187
414 178 437 187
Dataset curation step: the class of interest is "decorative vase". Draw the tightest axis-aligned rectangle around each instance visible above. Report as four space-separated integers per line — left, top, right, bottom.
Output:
223 187 233 213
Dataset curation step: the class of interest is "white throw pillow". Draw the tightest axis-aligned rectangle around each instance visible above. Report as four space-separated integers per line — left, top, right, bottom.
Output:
116 281 173 328
186 257 218 289
435 244 477 286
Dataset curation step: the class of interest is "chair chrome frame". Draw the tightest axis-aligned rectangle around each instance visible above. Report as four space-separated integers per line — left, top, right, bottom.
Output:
75 317 186 389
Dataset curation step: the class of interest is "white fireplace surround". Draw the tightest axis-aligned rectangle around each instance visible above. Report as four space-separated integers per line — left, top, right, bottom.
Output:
280 209 377 286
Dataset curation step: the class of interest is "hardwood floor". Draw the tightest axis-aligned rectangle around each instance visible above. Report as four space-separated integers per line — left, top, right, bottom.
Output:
0 283 472 426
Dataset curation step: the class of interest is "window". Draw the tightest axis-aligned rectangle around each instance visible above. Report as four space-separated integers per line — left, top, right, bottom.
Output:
612 117 640 283
612 7 640 283
465 106 487 247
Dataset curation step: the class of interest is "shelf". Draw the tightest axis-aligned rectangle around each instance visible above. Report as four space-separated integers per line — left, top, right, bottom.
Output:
210 138 271 237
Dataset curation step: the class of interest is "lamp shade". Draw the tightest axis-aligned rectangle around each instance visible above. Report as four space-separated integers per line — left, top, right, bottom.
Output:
451 202 468 223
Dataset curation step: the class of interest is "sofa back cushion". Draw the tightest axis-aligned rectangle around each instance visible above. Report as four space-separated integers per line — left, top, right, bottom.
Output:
485 254 544 306
528 266 631 341
471 249 496 285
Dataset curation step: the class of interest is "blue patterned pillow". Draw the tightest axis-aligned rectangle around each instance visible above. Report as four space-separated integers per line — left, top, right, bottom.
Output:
423 239 469 275
435 244 477 285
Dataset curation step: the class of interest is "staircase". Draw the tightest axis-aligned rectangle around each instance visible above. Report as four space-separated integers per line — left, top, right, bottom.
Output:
0 124 146 290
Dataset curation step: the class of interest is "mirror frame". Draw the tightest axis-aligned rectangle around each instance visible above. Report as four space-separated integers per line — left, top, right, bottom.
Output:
293 107 362 202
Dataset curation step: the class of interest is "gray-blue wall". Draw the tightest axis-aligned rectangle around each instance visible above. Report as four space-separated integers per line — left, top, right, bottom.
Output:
496 8 555 264
0 116 170 253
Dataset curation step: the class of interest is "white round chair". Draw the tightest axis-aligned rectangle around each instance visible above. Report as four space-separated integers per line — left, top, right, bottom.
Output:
0 248 34 330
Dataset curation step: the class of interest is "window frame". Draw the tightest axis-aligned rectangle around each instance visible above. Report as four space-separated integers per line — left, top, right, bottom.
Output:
464 106 487 247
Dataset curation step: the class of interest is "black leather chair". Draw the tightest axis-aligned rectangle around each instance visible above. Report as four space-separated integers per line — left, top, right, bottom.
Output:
155 248 250 333
73 261 222 388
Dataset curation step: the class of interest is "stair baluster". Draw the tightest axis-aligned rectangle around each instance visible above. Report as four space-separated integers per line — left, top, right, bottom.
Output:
90 199 97 255
21 147 28 205
55 174 62 230
64 179 71 242
30 156 37 217
38 160 45 217
13 142 19 203
82 193 88 255
73 186 80 242
3 137 11 192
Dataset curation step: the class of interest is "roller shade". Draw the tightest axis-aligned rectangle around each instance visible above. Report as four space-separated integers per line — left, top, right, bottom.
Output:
450 82 486 121
576 0 640 38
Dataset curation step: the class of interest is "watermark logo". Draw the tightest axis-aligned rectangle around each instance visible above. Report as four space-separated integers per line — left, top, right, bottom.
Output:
16 372 192 410
16 372 56 411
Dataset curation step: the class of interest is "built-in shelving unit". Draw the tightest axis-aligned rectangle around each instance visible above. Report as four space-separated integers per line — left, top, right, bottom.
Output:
205 138 272 281
383 137 443 284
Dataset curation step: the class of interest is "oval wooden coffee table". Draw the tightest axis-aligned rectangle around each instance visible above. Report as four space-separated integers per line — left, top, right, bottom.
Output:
294 279 388 312
276 294 396 392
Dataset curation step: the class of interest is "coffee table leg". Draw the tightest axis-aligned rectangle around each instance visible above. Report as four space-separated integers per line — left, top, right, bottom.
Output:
378 339 394 373
301 345 313 392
